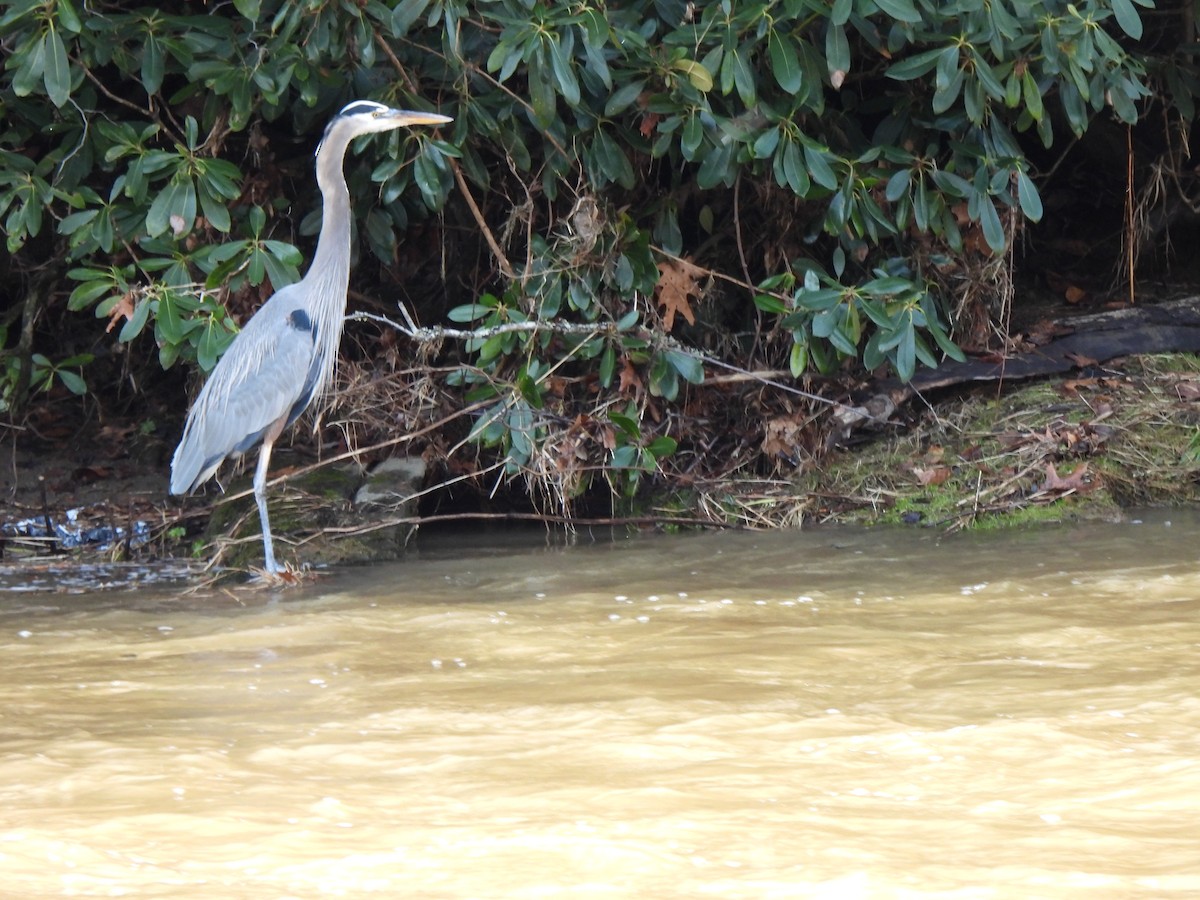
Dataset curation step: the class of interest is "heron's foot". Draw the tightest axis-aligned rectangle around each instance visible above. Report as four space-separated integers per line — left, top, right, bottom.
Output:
248 560 313 586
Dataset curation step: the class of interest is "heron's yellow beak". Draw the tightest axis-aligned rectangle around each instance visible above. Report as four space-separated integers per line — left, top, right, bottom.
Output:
385 109 454 126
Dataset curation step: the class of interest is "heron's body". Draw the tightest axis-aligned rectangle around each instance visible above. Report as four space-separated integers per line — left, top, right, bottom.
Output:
170 101 452 574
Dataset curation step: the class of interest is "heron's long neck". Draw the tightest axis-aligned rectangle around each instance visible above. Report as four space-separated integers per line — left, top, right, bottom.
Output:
304 136 355 394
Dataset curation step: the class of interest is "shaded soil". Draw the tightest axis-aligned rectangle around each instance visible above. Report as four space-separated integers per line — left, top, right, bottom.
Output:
0 416 176 561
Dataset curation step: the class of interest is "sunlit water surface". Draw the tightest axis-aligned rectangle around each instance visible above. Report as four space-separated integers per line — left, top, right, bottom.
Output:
3 513 1200 897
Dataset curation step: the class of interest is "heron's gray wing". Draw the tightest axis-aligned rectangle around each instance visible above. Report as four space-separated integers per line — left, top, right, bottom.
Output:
170 287 322 494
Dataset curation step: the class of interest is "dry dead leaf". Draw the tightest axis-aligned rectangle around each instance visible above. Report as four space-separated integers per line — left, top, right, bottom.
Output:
1039 461 1098 495
1175 380 1200 402
105 292 136 334
1065 351 1100 368
1064 284 1088 305
618 358 643 396
762 415 807 464
913 465 952 486
1061 377 1099 394
655 256 703 332
70 465 112 484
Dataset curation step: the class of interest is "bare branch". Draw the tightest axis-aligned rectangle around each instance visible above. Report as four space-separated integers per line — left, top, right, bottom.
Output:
347 311 873 417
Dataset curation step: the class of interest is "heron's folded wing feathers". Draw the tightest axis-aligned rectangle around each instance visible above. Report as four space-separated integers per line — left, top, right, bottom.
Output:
170 290 320 494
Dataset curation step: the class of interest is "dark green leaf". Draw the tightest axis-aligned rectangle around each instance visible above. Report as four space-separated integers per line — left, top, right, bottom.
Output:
789 341 808 377
895 325 916 381
729 46 756 106
605 79 645 117
142 35 164 94
609 412 640 439
119 298 152 343
874 0 922 24
825 24 849 81
803 143 838 191
412 151 445 208
859 275 914 296
594 129 635 188
156 293 185 344
978 198 1006 253
43 27 71 107
527 60 557 129
1015 169 1042 222
486 38 521 81
612 445 638 468
1021 69 1044 122
197 182 231 232
145 179 178 237
1110 0 1143 39
754 293 788 314
768 29 802 94
56 0 83 33
753 127 781 159
11 37 45 98
67 277 114 311
681 114 704 159
447 303 492 323
696 142 733 189
233 0 261 20
57 369 87 395
886 46 945 81
666 349 704 384
885 168 911 202
197 317 234 372
647 436 677 457
262 246 300 289
546 35 580 105
599 344 616 386
777 139 810 194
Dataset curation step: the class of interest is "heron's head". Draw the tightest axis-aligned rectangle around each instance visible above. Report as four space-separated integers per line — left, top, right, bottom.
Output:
325 100 453 141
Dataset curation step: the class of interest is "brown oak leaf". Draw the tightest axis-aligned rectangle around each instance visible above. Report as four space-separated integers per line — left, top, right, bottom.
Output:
654 256 703 332
1040 461 1098 495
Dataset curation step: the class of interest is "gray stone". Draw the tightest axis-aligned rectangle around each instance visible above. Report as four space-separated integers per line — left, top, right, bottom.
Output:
354 456 426 512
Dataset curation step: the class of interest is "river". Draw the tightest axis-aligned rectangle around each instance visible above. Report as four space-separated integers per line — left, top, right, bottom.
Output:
2 513 1199 897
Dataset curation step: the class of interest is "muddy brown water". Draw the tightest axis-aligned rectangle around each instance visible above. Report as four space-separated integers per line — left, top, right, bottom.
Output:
2 513 1199 897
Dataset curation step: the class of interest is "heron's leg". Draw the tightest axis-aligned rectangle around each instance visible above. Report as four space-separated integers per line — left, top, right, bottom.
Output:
253 435 280 574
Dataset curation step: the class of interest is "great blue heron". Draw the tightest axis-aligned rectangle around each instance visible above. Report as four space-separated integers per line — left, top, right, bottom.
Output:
170 100 452 574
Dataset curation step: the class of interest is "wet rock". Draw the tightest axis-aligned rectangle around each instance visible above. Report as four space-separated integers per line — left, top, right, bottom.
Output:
354 456 426 513
205 456 425 569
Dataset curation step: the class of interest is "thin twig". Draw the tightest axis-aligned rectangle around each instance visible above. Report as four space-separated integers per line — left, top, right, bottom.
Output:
373 32 519 280
451 160 517 279
81 67 159 123
350 310 889 421
733 174 753 288
350 309 615 341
